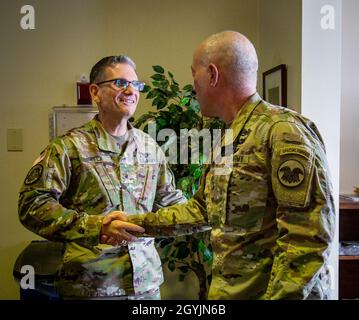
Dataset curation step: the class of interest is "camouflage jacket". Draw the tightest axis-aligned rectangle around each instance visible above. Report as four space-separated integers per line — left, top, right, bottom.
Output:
18 116 186 298
130 93 335 300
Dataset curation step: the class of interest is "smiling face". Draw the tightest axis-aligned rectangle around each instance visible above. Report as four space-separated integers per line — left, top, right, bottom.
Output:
91 63 140 120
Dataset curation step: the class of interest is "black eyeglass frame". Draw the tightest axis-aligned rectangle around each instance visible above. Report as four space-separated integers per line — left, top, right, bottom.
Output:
95 78 145 91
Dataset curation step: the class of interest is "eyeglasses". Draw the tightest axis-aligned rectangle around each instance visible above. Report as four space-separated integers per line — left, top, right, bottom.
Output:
95 78 145 92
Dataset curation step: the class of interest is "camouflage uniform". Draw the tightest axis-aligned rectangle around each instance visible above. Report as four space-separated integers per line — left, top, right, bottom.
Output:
130 93 335 300
18 116 186 298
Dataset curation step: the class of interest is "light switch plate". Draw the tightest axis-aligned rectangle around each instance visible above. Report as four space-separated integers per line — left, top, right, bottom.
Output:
7 128 23 151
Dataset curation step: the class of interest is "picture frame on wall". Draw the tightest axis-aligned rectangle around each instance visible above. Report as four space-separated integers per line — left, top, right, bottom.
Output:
262 64 287 107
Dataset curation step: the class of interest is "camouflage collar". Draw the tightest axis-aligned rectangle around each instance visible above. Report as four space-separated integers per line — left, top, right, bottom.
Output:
226 92 263 146
90 116 136 154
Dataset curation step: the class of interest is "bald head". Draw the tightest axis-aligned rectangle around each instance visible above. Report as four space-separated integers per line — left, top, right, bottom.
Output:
196 31 258 91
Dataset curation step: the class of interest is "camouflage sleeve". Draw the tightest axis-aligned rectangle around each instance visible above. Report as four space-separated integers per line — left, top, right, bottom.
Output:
265 120 335 299
152 152 188 211
129 168 209 237
18 140 104 248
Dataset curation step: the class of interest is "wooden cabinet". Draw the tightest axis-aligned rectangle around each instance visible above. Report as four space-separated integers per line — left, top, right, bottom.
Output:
339 198 359 299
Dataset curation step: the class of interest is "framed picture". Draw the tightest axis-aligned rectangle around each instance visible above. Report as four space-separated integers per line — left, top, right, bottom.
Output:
262 64 287 107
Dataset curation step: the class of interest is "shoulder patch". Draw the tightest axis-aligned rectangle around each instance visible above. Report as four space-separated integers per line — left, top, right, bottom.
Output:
277 159 305 188
280 146 311 159
24 164 43 185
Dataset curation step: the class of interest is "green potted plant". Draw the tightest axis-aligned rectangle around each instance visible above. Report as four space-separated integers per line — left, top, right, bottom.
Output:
131 65 224 300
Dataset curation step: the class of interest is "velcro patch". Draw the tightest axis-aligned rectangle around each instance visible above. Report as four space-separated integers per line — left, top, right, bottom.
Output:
272 144 314 207
24 164 43 185
277 159 305 188
280 146 311 159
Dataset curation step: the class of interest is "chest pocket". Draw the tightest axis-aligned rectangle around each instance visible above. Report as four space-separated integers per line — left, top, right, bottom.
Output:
93 161 121 207
120 163 157 213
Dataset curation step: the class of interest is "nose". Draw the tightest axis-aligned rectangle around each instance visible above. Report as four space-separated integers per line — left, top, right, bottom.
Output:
124 83 135 94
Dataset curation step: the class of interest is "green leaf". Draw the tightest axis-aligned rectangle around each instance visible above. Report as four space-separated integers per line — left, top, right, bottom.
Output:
157 237 173 248
157 99 168 110
193 167 203 180
190 238 199 253
168 71 174 78
152 80 163 88
180 97 190 106
198 240 213 263
176 245 190 259
202 248 213 263
152 97 167 110
189 99 200 113
152 88 167 96
177 177 191 191
174 241 187 248
168 104 182 115
183 84 193 92
146 91 155 99
198 240 206 253
151 74 166 81
161 244 172 258
153 65 165 74
189 164 199 175
156 117 168 127
133 113 154 128
191 183 197 197
178 266 189 274
168 260 175 272
141 85 151 93
170 84 180 94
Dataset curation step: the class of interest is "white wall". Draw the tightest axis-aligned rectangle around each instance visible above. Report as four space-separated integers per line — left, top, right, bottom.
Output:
340 0 359 194
302 0 341 300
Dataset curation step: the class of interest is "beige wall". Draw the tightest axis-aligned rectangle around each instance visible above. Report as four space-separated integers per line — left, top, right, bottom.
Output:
0 0 304 300
0 0 260 299
258 0 302 112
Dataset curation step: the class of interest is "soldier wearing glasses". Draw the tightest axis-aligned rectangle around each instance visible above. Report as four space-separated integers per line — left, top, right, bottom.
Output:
18 56 186 299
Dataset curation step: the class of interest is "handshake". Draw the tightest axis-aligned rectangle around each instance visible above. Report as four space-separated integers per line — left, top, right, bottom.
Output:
100 211 145 246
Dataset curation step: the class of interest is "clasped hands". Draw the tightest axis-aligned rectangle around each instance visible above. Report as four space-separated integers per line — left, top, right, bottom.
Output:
100 211 144 246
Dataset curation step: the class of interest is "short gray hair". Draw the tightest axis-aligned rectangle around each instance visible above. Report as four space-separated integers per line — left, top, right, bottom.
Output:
89 55 137 83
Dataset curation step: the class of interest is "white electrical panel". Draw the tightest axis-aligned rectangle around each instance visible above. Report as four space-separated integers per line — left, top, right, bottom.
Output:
50 106 98 140
7 128 23 151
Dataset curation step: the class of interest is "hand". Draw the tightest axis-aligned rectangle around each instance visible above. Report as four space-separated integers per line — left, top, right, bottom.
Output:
100 211 145 246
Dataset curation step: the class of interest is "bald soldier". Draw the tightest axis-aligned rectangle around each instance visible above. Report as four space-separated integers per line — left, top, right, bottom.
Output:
105 31 336 300
18 55 186 299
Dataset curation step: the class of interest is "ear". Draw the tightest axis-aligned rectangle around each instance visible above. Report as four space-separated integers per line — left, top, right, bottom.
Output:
208 63 219 87
89 84 100 104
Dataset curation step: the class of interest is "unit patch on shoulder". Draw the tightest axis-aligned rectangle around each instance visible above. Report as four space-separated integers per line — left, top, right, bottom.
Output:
24 164 43 185
277 159 305 188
